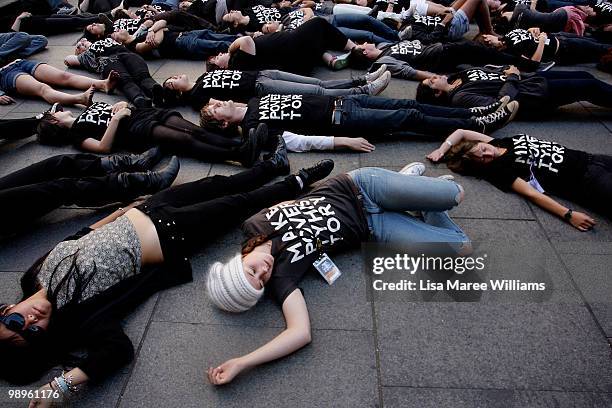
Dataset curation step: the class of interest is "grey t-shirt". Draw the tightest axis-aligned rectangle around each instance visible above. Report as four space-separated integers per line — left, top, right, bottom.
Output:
38 216 142 309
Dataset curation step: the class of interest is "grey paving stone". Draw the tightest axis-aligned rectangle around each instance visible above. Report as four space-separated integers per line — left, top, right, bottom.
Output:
382 387 612 408
560 254 612 337
375 302 612 391
155 244 373 331
119 322 377 408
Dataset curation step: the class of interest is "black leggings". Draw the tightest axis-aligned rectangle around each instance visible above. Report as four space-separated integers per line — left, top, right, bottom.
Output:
103 52 158 104
20 14 100 35
152 10 217 31
0 154 138 234
569 154 612 217
138 161 300 255
437 41 541 73
0 116 40 140
149 115 244 161
88 0 122 13
540 70 612 108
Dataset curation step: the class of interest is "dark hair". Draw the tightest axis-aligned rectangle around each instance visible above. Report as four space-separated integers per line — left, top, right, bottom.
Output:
349 47 372 70
415 82 449 106
161 77 183 107
36 113 73 146
205 57 222 72
81 27 101 43
491 14 512 35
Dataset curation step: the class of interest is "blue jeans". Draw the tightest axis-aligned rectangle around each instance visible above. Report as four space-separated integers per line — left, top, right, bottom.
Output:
0 32 48 60
330 14 399 44
339 94 476 136
174 30 237 59
152 0 180 9
348 168 469 253
256 70 365 96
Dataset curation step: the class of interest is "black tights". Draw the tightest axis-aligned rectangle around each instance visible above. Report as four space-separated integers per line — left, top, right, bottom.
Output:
150 116 243 161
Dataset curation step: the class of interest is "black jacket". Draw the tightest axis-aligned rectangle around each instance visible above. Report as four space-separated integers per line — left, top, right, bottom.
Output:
5 227 192 385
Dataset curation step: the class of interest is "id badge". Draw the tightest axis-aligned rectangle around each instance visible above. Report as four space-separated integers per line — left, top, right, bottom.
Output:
313 253 341 285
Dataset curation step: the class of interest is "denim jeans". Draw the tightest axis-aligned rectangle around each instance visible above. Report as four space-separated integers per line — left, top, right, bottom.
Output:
338 94 477 136
0 32 48 60
348 167 469 253
540 70 612 108
330 14 399 44
256 70 365 96
152 0 179 9
174 30 238 59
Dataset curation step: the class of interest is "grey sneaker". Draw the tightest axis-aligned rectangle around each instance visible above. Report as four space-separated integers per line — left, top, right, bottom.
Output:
469 95 510 116
399 25 413 40
367 71 391 95
474 100 519 133
399 162 426 176
364 64 387 82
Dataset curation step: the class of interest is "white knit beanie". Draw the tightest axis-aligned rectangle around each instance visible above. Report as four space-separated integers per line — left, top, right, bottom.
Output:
207 253 264 313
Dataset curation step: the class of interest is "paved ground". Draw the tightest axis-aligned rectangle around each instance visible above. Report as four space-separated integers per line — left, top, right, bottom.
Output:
1 18 612 408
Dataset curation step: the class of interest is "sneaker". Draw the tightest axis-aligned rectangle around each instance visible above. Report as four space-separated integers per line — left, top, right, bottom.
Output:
330 52 351 70
398 25 413 41
117 156 180 193
265 134 290 175
537 61 555 72
438 174 455 181
368 71 391 96
102 146 164 172
364 64 387 82
474 100 519 133
297 159 334 187
469 95 510 116
399 162 425 176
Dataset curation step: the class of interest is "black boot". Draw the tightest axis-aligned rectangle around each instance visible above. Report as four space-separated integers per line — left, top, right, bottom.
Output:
264 134 290 175
133 96 152 108
152 84 165 107
296 159 334 188
237 126 262 167
101 146 164 172
117 156 180 193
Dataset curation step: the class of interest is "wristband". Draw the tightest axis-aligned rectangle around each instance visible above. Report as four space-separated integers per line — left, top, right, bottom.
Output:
53 376 69 395
564 209 573 221
445 140 453 147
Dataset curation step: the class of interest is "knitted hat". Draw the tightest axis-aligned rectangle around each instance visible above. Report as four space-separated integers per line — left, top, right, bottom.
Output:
207 254 264 313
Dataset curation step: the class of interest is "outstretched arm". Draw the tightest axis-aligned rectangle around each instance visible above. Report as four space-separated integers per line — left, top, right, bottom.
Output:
207 288 311 385
427 129 492 161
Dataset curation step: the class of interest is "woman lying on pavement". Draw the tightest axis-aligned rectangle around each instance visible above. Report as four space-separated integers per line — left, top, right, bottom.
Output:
415 65 612 113
36 100 265 167
0 140 332 407
66 37 164 108
205 163 471 384
0 147 179 235
160 65 390 109
200 92 519 139
426 128 611 230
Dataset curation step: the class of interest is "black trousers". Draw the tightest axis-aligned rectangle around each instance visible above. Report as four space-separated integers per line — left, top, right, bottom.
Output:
436 41 541 73
541 70 612 108
20 14 100 35
555 32 611 64
153 10 217 31
0 116 40 140
573 154 612 217
138 161 300 256
0 154 136 234
102 52 158 103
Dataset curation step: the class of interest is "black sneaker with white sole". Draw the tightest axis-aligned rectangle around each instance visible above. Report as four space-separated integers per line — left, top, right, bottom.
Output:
469 95 510 116
473 101 519 133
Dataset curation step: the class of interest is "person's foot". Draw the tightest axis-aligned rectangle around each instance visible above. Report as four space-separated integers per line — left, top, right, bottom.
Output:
102 146 164 172
103 70 119 94
398 25 413 40
238 127 262 167
473 100 519 133
469 95 510 116
152 83 165 107
399 161 425 176
117 156 180 193
364 64 387 82
265 134 290 175
367 71 391 95
252 122 275 151
296 159 334 187
329 52 351 70
368 4 380 18
537 61 555 72
78 85 95 106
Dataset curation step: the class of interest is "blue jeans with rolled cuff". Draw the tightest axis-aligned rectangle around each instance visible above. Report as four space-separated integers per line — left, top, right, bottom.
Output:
174 30 238 59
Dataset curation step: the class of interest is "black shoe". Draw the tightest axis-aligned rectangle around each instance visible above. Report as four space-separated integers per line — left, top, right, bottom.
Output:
469 95 510 116
238 127 262 167
117 156 180 193
297 159 334 187
265 134 290 175
368 4 380 18
102 146 164 172
537 61 555 72
133 96 152 108
252 122 275 151
152 84 165 107
473 100 519 133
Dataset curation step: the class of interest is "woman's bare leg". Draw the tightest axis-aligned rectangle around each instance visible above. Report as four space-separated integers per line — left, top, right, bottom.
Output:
33 64 116 93
15 75 94 106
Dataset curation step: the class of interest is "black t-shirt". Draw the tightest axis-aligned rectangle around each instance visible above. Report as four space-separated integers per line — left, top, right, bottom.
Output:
157 30 180 57
281 9 306 31
241 174 369 304
511 5 567 33
186 70 259 107
70 102 115 144
78 38 126 72
241 94 335 134
113 18 142 35
243 5 284 32
410 13 444 29
456 68 508 85
503 29 557 61
379 40 443 68
503 0 548 11
484 135 588 195
593 1 612 24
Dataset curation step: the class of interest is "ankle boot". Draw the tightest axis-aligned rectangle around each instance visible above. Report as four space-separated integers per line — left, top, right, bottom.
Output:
236 127 262 167
101 147 164 172
117 156 180 193
264 134 290 175
295 159 334 188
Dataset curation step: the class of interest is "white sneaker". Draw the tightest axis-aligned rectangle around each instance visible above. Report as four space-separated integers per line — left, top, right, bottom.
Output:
399 162 425 176
438 174 454 181
368 71 391 95
364 64 387 82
